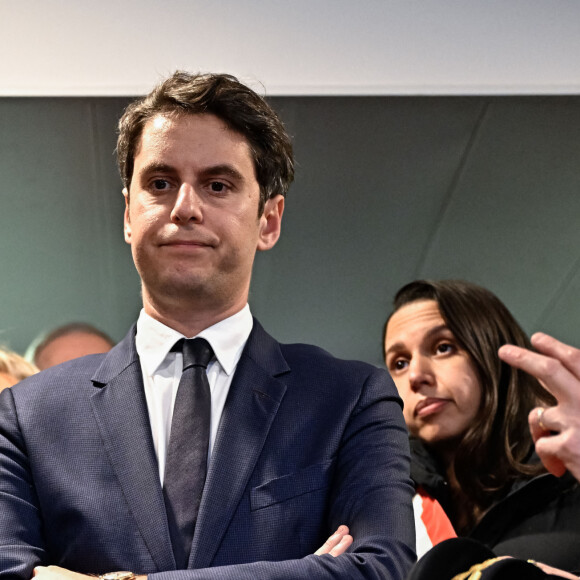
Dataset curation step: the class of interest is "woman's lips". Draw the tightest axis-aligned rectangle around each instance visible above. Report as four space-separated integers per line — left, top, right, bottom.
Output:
415 398 450 418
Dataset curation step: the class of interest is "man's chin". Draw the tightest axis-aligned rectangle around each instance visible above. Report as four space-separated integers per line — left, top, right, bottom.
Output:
149 277 212 300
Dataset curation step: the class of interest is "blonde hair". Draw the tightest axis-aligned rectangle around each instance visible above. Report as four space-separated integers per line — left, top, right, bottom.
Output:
0 347 38 382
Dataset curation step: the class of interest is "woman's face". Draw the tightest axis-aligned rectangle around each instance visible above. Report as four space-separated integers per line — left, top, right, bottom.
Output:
385 299 482 455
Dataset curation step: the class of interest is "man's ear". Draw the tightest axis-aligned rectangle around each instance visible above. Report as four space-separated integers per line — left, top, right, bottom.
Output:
123 187 131 244
257 194 284 251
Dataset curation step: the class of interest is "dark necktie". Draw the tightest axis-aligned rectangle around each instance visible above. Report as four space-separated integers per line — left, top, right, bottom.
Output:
163 337 213 569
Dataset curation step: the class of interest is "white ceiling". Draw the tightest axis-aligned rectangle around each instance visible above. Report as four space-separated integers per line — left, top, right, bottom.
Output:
2 0 580 96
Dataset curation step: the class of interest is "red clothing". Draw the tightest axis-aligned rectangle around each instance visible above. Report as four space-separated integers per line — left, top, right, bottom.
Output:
413 486 456 558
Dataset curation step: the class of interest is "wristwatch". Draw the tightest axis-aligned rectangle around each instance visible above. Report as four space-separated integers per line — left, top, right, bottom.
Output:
99 572 136 580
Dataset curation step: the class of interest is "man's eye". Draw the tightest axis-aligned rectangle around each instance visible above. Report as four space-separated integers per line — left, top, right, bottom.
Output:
152 179 170 190
210 182 227 193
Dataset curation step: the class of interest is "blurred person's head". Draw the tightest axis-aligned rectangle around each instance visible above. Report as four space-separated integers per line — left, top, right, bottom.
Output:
32 323 115 370
0 347 38 390
384 280 555 520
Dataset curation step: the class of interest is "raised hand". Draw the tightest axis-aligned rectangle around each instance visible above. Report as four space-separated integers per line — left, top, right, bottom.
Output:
499 332 580 480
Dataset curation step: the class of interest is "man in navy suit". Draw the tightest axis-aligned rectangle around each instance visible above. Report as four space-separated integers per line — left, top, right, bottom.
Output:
0 72 415 580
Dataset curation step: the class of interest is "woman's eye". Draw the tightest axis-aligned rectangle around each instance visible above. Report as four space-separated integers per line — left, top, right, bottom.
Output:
393 359 408 371
436 342 454 355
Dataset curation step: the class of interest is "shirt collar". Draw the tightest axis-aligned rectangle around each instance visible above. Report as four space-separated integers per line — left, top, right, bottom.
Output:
135 305 253 377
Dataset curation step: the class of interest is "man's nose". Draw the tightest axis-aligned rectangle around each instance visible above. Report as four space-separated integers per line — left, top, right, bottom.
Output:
171 183 203 223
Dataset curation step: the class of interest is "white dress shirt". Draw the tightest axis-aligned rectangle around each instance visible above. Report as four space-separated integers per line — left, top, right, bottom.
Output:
135 305 253 484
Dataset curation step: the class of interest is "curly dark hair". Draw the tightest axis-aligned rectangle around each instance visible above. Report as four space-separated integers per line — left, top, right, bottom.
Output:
385 279 556 518
117 71 294 215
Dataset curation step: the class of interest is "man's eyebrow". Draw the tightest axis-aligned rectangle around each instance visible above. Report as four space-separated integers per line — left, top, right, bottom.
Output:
138 162 176 175
385 324 450 356
137 162 246 182
199 164 245 182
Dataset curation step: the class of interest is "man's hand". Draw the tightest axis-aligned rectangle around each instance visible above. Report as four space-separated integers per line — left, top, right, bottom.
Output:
32 568 146 580
498 332 580 481
314 525 353 557
32 567 90 580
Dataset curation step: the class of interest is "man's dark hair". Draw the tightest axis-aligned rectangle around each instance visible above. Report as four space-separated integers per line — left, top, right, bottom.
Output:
117 71 295 215
385 279 556 523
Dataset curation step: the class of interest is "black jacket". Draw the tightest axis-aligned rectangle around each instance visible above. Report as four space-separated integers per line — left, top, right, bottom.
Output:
410 438 580 574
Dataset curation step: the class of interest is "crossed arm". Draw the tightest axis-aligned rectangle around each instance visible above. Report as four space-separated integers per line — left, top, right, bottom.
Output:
32 528 354 580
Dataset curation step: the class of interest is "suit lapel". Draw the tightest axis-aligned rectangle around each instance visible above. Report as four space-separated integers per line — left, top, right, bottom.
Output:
90 327 175 572
189 321 289 569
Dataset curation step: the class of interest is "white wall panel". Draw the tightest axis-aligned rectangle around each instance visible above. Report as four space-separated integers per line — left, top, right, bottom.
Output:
2 0 580 96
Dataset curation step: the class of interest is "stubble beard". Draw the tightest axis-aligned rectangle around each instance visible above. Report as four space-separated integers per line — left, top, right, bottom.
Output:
137 255 251 317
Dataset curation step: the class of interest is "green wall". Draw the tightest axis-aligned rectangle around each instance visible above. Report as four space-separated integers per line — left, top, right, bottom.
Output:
2 96 580 366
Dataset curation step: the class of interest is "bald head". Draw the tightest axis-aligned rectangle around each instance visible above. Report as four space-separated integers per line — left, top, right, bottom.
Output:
33 323 115 370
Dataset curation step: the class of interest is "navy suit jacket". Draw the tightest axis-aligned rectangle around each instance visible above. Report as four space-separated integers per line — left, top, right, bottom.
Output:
0 320 415 579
